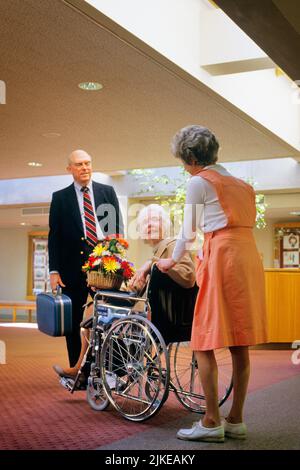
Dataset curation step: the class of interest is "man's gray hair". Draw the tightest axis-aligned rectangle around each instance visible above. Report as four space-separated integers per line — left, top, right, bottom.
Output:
171 125 219 166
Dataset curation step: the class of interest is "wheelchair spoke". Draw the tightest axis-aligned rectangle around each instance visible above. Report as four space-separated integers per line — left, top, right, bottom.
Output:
100 315 170 421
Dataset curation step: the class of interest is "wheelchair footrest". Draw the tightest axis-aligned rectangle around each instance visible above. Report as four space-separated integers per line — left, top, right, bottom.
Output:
59 377 74 391
59 375 88 392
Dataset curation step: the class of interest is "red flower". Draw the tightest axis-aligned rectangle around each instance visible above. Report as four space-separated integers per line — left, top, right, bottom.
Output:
120 260 134 279
88 256 97 267
123 268 133 279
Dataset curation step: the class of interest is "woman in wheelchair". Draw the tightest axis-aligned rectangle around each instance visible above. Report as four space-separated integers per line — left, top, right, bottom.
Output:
53 204 196 381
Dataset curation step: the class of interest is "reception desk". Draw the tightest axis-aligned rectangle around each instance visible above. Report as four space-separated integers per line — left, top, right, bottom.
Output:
265 269 300 342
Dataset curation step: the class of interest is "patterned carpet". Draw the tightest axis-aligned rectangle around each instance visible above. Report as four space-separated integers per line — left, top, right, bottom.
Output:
0 325 298 450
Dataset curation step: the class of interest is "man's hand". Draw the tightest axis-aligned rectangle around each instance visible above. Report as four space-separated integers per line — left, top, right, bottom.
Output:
50 273 66 291
156 257 176 273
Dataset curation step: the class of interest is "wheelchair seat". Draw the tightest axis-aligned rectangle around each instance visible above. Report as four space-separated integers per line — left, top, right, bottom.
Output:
148 265 198 344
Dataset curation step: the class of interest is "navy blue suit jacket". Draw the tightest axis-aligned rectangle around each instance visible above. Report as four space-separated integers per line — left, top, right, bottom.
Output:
48 181 124 287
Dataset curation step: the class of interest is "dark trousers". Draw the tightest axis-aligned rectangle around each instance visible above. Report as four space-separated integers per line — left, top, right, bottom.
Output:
63 284 89 367
62 242 94 367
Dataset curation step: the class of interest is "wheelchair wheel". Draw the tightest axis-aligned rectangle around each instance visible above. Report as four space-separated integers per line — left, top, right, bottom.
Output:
169 342 233 413
86 375 110 411
100 315 170 422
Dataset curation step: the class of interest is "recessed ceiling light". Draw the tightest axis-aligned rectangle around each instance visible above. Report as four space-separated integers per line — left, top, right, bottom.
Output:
78 82 103 91
42 132 61 138
290 211 300 216
20 222 28 226
28 162 43 167
104 170 127 176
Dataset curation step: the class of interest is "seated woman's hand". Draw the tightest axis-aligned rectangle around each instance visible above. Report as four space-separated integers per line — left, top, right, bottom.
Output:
128 270 147 292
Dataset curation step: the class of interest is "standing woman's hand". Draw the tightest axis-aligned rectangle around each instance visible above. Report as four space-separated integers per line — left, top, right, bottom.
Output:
156 257 176 273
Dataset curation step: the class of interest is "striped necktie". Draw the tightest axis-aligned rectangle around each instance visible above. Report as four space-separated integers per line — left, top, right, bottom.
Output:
81 186 98 247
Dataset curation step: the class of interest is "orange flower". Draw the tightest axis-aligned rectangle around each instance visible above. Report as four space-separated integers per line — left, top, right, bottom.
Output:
117 238 129 249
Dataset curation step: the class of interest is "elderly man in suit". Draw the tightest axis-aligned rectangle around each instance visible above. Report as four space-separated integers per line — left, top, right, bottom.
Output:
49 149 123 367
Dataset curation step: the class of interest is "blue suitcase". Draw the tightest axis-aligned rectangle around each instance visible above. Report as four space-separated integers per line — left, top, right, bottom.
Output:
36 287 72 337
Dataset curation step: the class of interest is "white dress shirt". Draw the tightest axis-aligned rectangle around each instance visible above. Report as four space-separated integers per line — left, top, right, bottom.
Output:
172 164 230 262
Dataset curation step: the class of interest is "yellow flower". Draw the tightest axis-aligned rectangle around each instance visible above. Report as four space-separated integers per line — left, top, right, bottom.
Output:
102 256 120 273
93 244 105 257
82 262 90 272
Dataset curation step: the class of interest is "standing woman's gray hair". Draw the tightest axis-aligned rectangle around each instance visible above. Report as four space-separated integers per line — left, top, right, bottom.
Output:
171 125 219 167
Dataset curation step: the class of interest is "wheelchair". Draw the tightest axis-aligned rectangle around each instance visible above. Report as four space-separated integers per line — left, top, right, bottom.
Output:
60 266 233 422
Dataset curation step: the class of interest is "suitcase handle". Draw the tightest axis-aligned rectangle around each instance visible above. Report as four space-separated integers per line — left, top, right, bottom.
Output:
53 285 62 297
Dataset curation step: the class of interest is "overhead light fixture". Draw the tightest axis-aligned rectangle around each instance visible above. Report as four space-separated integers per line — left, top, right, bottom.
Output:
207 0 220 7
275 67 292 81
78 82 103 91
105 170 127 176
290 211 300 216
28 162 43 167
42 132 61 138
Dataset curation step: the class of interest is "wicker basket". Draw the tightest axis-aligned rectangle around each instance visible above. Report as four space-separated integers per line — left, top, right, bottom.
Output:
87 271 123 290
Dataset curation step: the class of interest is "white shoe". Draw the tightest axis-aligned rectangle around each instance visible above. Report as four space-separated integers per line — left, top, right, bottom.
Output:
105 372 116 389
223 419 247 440
177 421 224 442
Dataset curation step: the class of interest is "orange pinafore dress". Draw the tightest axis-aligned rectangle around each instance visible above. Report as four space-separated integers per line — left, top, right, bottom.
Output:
191 169 268 351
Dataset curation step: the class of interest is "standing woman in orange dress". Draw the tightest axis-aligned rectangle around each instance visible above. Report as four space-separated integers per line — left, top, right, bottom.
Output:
157 125 268 443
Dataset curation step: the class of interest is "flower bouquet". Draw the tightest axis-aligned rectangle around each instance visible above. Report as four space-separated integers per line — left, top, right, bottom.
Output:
82 235 135 290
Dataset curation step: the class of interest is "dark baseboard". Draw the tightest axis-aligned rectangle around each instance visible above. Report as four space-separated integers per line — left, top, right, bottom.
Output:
250 342 292 350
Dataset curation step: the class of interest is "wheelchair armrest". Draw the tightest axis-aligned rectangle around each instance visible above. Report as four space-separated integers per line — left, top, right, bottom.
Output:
80 315 93 329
